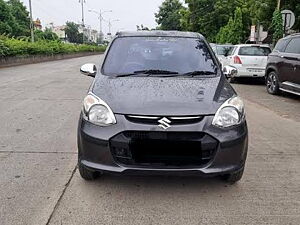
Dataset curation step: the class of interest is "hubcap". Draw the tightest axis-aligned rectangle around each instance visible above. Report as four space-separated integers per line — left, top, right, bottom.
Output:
267 74 276 92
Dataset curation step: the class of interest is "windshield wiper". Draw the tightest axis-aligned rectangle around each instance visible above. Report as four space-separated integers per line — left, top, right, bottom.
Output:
114 70 179 78
182 71 216 77
114 73 141 78
133 69 179 75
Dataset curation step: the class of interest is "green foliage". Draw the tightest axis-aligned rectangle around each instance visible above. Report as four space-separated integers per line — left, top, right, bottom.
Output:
0 0 30 37
271 9 284 43
178 0 251 42
0 35 106 57
34 28 59 41
155 0 184 30
216 7 245 44
64 22 85 44
157 0 299 43
0 0 15 35
7 0 31 36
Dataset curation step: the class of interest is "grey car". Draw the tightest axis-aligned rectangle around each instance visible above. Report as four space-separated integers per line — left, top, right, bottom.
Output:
78 31 248 183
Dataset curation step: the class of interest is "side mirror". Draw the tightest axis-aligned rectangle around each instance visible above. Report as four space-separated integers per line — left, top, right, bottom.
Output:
223 66 237 79
80 63 97 77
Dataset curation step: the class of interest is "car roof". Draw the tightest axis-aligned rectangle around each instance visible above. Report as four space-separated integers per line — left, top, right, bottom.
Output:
215 44 234 47
283 33 300 39
234 44 270 48
116 30 204 39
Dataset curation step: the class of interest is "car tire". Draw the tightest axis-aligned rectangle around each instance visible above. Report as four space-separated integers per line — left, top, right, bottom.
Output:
221 167 244 184
266 71 280 95
78 161 99 181
228 77 236 83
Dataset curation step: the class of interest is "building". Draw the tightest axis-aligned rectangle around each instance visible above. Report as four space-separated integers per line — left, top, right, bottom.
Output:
78 24 99 43
34 18 42 30
52 25 67 41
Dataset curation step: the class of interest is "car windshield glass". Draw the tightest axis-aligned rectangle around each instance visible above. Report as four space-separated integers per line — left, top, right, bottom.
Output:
216 46 233 55
103 37 218 76
238 46 271 56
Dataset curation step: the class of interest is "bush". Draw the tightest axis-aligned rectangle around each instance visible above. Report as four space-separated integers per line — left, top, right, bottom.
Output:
0 35 106 57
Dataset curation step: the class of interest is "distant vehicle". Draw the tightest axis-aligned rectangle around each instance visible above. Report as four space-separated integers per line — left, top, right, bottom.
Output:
210 44 234 67
78 31 248 183
223 44 271 83
266 33 300 96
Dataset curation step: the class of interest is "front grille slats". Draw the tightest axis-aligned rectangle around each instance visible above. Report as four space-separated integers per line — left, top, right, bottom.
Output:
125 115 203 125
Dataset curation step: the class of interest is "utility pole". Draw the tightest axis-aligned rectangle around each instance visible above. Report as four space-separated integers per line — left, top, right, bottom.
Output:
79 0 86 43
29 0 34 42
79 0 85 26
277 0 281 10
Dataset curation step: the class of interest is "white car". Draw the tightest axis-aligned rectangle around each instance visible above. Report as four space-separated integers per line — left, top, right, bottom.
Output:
223 44 271 82
210 44 234 68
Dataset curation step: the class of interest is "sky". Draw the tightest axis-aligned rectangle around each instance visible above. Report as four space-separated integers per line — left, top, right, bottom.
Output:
20 0 165 34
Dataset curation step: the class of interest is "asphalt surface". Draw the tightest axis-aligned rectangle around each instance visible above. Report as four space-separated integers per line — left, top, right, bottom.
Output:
0 55 299 225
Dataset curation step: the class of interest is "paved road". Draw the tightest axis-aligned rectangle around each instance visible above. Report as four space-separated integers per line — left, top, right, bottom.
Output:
0 55 299 225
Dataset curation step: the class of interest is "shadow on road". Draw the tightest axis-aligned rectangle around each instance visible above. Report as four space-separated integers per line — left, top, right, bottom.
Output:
89 174 235 192
234 77 265 85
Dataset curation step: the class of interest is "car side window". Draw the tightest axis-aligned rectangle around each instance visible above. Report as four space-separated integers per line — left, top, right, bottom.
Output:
228 47 236 55
284 38 300 54
274 39 289 52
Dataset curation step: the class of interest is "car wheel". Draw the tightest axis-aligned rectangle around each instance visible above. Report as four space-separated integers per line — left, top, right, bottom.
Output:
78 161 99 180
266 71 280 95
221 167 244 184
228 76 236 83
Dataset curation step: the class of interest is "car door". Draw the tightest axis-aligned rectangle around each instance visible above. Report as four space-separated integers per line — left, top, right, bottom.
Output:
280 37 300 86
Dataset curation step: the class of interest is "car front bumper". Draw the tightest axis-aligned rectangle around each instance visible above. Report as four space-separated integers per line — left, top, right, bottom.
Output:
78 114 248 176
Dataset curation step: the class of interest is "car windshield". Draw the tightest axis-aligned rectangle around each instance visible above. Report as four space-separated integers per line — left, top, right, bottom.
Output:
238 46 271 56
102 37 218 76
216 45 234 55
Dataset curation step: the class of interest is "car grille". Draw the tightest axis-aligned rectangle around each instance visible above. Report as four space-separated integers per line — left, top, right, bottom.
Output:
109 131 218 167
125 115 204 125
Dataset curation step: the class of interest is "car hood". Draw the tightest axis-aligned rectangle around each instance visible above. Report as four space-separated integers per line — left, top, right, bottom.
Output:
92 75 235 116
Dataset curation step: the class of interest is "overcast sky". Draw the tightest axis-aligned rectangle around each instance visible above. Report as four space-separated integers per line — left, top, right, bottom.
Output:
20 0 165 34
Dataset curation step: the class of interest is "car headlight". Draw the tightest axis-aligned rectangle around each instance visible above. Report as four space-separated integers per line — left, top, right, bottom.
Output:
82 94 116 126
212 96 245 128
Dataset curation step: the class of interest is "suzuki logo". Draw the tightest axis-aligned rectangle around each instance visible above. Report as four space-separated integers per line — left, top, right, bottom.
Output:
158 117 171 130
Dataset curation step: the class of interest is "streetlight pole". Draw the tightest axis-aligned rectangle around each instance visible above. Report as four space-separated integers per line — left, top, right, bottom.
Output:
108 19 119 35
88 9 112 39
28 0 34 42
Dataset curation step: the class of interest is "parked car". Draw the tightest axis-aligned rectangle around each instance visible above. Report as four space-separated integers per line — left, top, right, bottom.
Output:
210 43 234 68
223 44 271 82
78 31 248 183
266 33 300 96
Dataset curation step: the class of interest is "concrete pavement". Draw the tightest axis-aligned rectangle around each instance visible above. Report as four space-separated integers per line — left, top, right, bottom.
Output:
0 55 299 225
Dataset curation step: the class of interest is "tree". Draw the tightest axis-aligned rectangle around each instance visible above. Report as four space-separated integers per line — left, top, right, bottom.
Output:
7 0 30 37
0 0 15 35
155 0 184 30
34 28 59 41
64 22 83 44
271 9 283 43
181 0 251 42
216 7 245 44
